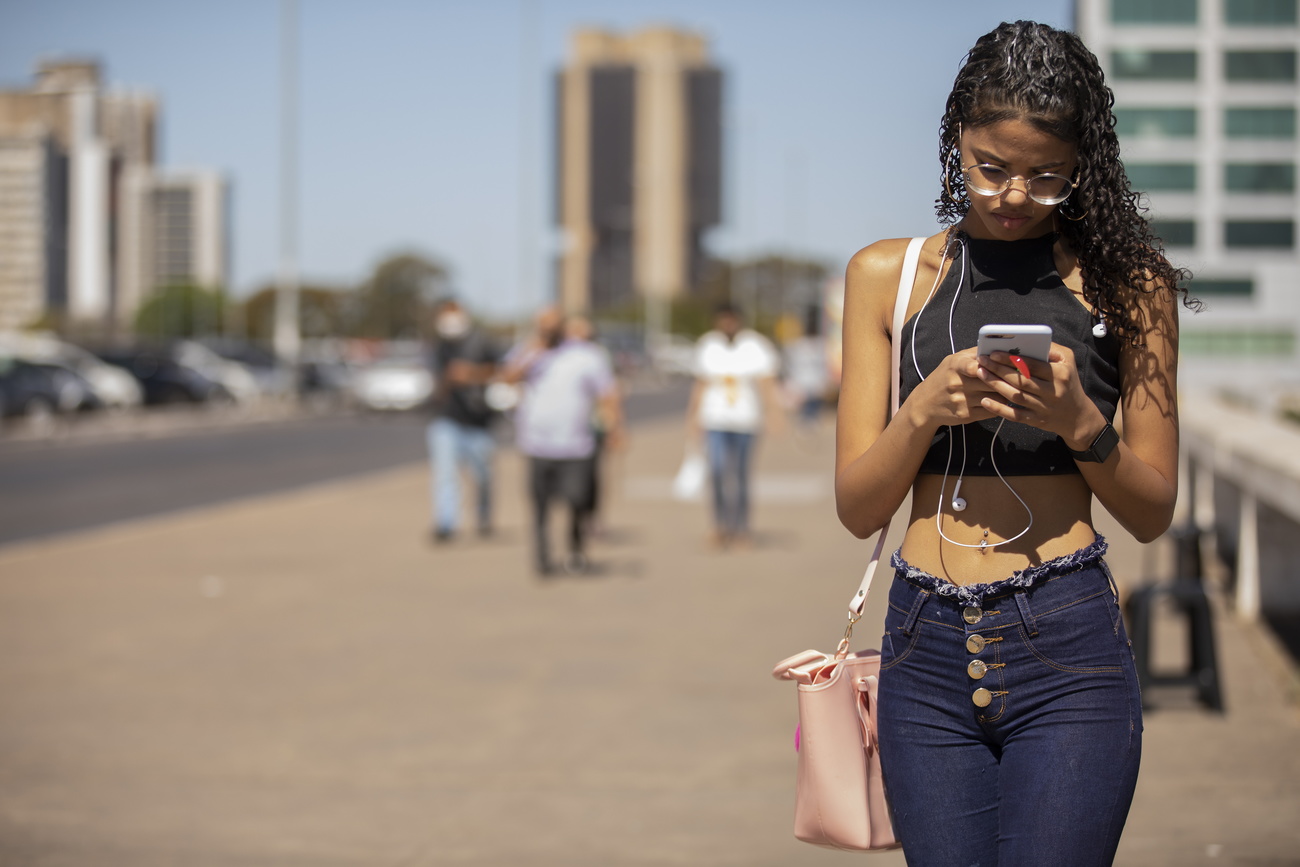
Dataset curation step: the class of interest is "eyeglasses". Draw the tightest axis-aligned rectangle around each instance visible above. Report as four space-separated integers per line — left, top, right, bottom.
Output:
961 164 1077 206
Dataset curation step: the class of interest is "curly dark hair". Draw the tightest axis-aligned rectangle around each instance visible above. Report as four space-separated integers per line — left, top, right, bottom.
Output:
935 21 1200 343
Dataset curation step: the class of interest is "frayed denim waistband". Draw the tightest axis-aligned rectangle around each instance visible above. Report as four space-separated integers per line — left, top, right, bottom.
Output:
890 535 1109 607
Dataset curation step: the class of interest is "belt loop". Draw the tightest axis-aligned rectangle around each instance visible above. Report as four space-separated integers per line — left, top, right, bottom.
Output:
900 589 928 636
1013 590 1038 637
1100 559 1120 600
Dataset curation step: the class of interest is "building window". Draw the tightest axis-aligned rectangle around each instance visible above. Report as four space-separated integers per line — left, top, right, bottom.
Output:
1225 162 1296 192
1189 278 1254 296
1126 163 1198 191
1113 0 1198 23
1224 219 1295 247
1151 219 1197 246
1111 49 1197 79
1181 329 1294 356
1225 107 1297 138
1225 0 1298 24
1225 50 1297 81
1114 107 1197 137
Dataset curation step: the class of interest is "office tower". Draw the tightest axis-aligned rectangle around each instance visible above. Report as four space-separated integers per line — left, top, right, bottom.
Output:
555 27 722 313
0 60 158 333
136 171 230 302
1076 0 1300 385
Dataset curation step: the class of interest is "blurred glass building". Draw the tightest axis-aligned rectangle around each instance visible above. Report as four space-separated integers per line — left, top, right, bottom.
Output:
553 27 723 314
1076 0 1300 394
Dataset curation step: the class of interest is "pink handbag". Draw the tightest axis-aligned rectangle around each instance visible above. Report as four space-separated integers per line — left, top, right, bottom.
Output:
770 237 923 852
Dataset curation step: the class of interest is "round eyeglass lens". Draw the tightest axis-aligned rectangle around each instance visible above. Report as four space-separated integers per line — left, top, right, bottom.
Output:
962 165 1074 205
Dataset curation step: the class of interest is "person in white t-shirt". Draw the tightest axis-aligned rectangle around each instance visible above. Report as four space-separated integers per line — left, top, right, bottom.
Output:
686 303 782 548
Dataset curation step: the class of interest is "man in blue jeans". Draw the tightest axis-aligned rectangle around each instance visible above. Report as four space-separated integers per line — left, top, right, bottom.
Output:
426 298 501 542
686 303 782 549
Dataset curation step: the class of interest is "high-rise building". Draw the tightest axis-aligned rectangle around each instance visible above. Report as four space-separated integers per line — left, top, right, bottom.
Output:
0 59 168 334
136 170 230 300
1076 0 1300 387
554 27 723 314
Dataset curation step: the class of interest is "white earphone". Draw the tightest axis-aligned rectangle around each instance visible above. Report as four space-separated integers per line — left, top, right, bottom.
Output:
908 233 1034 551
1092 314 1107 338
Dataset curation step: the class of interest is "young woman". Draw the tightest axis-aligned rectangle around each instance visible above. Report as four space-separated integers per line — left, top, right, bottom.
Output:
835 21 1197 865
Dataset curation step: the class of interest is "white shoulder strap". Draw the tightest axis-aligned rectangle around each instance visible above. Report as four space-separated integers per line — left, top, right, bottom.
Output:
848 236 925 617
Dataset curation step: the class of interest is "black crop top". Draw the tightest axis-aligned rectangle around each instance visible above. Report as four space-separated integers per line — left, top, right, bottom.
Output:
898 232 1120 476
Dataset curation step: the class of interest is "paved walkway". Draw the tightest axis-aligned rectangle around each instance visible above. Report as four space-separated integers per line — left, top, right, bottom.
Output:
0 412 1297 865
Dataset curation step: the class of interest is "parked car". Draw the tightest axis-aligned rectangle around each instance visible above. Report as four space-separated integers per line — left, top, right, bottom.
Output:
28 362 100 412
173 340 261 404
39 345 142 409
194 337 295 399
92 347 231 405
0 332 144 409
0 358 66 426
347 350 432 412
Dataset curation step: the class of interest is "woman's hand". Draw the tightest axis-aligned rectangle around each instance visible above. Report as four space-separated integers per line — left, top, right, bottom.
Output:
975 344 1106 449
904 347 1002 431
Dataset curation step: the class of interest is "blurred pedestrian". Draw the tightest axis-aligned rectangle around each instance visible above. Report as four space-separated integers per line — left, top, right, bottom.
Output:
566 314 618 536
505 308 623 576
686 302 782 549
426 298 501 543
783 305 830 430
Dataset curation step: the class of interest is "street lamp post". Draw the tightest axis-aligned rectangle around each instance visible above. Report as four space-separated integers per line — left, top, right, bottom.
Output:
274 0 301 371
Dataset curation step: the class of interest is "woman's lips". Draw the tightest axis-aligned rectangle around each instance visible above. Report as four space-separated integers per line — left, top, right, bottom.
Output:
993 212 1030 230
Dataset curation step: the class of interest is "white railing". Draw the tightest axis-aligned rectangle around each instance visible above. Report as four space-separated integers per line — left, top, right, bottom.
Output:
1180 391 1300 621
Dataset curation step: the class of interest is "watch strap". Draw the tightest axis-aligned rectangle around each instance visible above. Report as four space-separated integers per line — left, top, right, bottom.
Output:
1068 422 1119 463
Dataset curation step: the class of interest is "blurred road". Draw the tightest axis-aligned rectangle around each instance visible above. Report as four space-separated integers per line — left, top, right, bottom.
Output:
0 383 691 546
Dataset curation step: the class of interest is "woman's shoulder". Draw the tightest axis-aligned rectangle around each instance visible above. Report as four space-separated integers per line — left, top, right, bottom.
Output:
846 233 943 284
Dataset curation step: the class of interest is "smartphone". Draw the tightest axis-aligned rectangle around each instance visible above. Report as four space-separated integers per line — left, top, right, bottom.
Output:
976 324 1053 362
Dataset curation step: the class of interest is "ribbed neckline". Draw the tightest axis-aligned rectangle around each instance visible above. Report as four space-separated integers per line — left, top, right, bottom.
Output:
957 230 1062 292
959 230 1059 253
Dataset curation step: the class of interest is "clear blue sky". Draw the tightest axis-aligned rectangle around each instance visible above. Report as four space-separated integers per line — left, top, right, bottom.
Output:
1 0 1073 318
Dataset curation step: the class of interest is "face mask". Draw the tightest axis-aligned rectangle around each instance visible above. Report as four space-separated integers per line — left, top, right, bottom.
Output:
436 311 470 339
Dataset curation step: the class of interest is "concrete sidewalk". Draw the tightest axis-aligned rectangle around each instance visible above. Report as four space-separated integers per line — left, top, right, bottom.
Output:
0 414 1297 866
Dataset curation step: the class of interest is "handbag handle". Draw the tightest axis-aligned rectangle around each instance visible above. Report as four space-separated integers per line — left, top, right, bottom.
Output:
846 236 925 620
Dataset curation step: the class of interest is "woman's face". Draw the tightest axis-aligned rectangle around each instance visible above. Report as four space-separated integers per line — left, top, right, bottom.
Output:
957 117 1078 242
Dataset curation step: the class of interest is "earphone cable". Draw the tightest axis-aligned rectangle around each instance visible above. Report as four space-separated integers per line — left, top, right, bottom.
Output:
914 235 1035 551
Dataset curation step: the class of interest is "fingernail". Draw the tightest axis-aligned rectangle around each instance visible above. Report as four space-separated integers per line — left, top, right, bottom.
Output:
1009 355 1031 378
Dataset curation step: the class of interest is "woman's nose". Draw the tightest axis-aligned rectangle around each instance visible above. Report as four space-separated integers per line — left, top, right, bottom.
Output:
1001 177 1032 204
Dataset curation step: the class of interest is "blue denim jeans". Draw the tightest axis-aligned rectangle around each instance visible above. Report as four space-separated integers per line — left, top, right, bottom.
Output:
705 429 755 536
876 541 1142 866
426 418 495 533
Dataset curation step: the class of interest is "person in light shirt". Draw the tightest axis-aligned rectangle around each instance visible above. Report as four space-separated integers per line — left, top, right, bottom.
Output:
686 303 783 549
504 307 623 576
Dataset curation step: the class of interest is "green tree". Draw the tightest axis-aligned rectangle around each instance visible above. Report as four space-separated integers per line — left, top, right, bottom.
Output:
239 284 351 342
351 251 450 339
134 283 227 339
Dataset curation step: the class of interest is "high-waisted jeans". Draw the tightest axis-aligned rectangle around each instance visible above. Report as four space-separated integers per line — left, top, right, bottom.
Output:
876 538 1142 866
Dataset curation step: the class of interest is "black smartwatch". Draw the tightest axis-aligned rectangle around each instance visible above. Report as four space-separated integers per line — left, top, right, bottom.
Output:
1067 423 1120 463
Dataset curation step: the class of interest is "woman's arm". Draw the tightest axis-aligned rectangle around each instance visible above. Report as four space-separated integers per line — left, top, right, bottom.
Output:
1081 284 1180 541
977 282 1180 542
834 238 998 538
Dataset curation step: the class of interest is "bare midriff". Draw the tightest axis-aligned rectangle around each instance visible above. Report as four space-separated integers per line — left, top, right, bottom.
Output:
899 473 1098 585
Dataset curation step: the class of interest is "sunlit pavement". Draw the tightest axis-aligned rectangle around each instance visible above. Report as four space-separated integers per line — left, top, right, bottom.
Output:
0 413 1297 866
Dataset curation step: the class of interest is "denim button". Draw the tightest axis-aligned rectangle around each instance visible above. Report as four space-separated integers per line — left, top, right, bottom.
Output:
968 659 988 680
966 634 986 653
972 688 993 708
962 606 983 625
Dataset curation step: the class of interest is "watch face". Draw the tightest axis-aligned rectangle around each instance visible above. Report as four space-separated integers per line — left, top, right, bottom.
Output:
1094 423 1120 462
1071 423 1119 462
